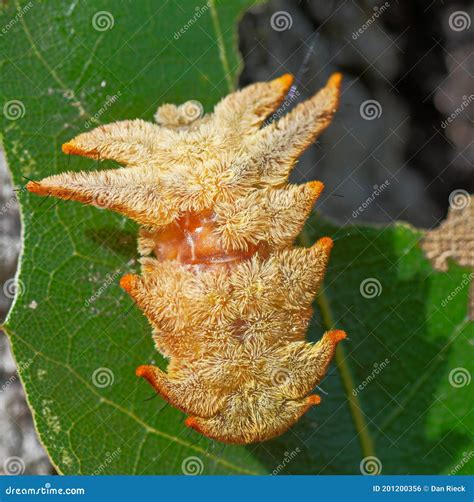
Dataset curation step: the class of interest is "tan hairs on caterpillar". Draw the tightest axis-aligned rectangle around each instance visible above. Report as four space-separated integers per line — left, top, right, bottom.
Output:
26 73 347 444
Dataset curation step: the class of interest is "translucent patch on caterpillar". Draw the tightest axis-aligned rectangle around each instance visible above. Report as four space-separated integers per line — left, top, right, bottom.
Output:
27 73 347 444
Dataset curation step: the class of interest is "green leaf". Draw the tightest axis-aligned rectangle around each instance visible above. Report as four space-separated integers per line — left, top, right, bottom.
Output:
1 0 472 475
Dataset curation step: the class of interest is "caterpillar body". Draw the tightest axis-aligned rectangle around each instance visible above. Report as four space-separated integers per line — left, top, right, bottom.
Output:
27 73 347 444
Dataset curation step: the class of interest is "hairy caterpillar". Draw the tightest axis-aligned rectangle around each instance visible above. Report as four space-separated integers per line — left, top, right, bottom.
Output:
26 73 347 444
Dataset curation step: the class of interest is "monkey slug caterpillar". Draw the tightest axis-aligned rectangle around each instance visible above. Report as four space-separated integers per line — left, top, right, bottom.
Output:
27 73 347 444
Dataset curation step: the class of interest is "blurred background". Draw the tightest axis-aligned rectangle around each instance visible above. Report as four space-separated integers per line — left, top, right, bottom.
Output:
1 0 472 473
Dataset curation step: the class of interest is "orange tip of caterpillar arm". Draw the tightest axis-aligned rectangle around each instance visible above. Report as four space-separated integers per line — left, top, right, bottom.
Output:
308 180 324 198
120 274 137 294
327 329 347 344
317 236 334 252
275 73 294 91
25 180 45 195
136 365 152 379
62 141 99 159
184 416 202 433
307 394 321 406
328 72 343 88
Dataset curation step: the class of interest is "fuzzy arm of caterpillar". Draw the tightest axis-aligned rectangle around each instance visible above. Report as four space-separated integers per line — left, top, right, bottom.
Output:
135 365 223 418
